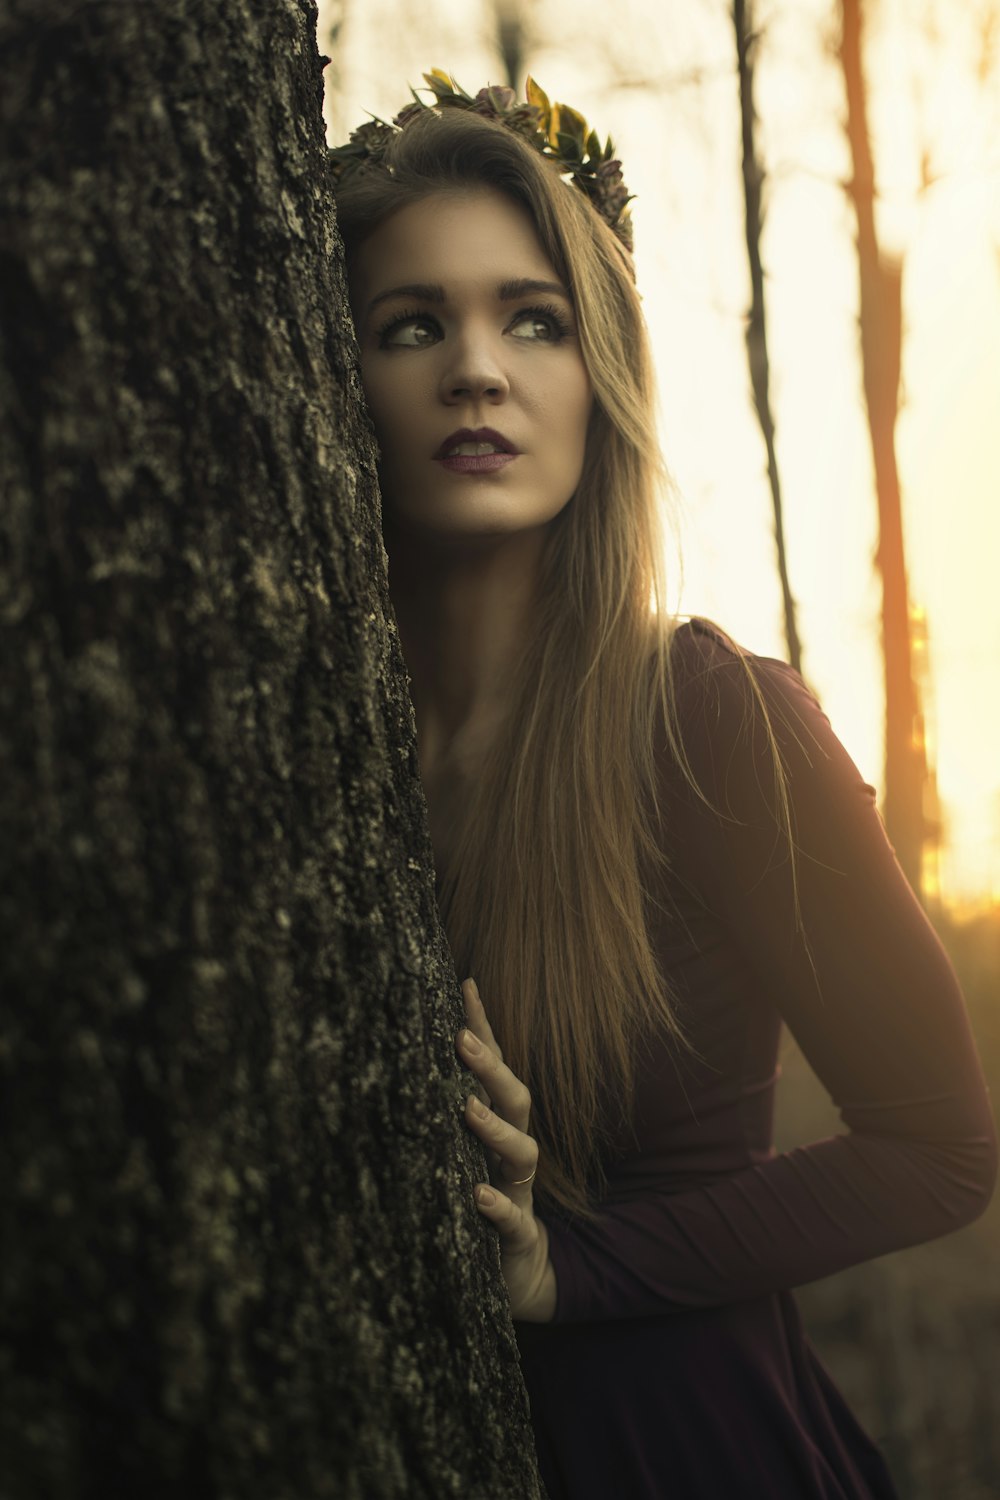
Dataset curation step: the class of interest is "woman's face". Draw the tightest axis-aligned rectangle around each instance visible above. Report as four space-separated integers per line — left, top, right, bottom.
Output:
350 187 593 546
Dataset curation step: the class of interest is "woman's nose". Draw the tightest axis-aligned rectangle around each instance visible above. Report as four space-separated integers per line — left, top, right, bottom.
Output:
439 332 510 404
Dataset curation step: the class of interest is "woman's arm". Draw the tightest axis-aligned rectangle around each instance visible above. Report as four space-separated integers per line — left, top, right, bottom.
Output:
543 625 997 1324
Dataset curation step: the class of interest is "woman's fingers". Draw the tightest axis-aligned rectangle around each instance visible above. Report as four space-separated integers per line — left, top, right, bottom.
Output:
453 980 551 1317
456 978 538 1189
461 977 503 1060
473 1182 540 1253
456 1020 532 1130
465 1092 539 1186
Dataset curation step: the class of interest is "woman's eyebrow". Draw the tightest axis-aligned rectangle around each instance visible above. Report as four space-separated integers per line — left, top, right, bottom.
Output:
497 277 570 302
365 282 444 317
365 277 571 319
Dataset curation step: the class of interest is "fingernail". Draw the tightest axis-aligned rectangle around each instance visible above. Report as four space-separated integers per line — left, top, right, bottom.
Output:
461 1029 482 1055
469 1095 488 1119
476 1185 495 1206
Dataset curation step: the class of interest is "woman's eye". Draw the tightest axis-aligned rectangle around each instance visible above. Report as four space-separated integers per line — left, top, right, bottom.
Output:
509 312 561 341
379 317 439 348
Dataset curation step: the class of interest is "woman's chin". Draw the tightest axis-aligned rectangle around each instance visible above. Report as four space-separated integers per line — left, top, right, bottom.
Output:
382 510 548 551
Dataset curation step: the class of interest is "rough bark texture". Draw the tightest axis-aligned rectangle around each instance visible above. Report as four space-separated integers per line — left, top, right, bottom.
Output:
0 2 545 1495
733 0 802 678
839 0 927 895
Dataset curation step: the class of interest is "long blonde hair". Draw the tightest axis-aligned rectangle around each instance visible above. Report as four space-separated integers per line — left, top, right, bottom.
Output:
334 109 793 1222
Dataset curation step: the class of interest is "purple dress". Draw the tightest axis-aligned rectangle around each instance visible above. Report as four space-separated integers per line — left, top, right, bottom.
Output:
514 620 997 1499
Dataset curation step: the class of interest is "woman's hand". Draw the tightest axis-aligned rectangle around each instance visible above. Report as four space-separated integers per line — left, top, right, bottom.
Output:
456 977 557 1323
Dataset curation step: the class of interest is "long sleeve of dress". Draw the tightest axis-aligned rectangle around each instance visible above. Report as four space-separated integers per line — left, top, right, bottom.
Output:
542 622 997 1325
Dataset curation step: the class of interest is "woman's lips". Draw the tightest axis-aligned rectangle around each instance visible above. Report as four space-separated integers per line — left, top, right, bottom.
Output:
435 452 519 474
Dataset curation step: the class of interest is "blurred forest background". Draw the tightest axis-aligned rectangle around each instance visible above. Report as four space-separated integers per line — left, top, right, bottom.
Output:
318 0 999 1494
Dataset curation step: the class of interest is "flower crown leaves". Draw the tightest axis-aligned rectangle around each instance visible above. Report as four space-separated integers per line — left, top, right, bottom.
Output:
329 68 635 254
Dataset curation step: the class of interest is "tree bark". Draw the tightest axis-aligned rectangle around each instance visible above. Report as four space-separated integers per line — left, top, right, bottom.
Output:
733 0 802 676
839 0 926 894
0 2 546 1495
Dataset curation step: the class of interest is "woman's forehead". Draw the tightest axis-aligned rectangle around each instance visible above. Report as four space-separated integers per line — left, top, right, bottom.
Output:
351 188 561 303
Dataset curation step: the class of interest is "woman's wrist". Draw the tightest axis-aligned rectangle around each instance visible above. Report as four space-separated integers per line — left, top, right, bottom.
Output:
532 1255 558 1323
514 1218 558 1323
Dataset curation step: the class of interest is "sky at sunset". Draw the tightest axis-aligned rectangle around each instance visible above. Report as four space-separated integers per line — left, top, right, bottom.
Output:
320 0 1000 902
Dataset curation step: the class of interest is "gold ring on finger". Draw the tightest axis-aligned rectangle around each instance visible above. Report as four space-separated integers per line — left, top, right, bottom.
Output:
506 1167 537 1186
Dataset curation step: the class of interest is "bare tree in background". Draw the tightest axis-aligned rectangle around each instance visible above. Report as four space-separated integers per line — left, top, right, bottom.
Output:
318 0 348 136
0 2 547 1494
839 0 927 894
733 0 802 674
494 0 530 90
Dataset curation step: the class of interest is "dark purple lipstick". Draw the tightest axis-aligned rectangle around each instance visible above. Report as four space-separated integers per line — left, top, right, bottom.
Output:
433 426 521 475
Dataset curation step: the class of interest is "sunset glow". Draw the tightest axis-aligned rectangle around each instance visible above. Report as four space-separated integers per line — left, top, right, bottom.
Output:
321 0 1000 902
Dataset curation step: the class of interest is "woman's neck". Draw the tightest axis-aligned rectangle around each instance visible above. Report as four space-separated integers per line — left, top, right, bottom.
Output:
385 525 546 775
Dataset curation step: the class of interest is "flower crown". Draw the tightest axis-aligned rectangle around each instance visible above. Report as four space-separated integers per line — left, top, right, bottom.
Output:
329 69 635 254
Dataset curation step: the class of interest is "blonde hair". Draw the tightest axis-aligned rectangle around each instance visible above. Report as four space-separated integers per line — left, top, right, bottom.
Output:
334 109 794 1222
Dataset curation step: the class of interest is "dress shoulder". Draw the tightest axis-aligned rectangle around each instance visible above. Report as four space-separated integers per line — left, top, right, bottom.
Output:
662 616 871 871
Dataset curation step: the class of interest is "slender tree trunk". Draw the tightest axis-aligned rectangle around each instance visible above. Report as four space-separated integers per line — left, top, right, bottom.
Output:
839 0 926 894
0 2 546 1495
733 0 802 675
494 0 529 91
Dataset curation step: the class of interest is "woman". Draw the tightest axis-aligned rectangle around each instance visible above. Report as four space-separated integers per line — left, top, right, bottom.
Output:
331 75 997 1499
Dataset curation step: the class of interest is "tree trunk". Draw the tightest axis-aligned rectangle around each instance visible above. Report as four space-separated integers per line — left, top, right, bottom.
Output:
733 0 803 676
494 0 529 91
0 3 546 1496
839 0 926 894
